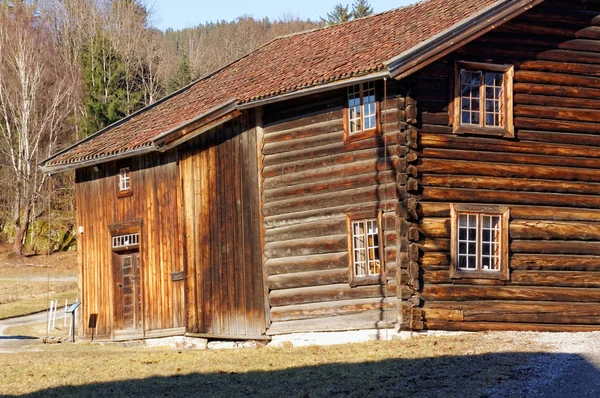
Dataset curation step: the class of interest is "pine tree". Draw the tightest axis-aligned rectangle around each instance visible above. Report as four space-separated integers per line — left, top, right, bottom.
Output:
82 34 136 136
352 0 374 19
322 3 351 25
168 54 193 94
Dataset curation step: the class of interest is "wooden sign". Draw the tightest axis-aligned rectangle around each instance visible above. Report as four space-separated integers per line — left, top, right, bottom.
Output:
171 271 185 282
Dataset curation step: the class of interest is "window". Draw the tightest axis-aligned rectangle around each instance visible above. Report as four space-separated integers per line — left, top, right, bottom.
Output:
453 61 514 137
347 212 384 286
343 81 379 143
117 167 132 197
450 204 510 280
112 233 140 250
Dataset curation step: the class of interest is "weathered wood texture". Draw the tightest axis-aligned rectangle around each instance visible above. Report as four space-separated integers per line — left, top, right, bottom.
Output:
179 112 266 337
261 86 405 333
75 150 185 339
413 0 600 332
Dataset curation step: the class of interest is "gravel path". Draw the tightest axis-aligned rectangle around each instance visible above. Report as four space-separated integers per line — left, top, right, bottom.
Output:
481 332 600 397
0 311 48 352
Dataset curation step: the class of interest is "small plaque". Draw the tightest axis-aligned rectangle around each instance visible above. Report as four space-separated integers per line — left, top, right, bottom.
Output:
171 271 185 282
66 302 81 314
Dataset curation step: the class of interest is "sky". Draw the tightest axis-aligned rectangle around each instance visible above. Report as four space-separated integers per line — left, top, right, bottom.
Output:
151 0 416 31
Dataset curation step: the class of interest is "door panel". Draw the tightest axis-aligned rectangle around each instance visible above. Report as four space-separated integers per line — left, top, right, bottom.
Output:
115 252 141 331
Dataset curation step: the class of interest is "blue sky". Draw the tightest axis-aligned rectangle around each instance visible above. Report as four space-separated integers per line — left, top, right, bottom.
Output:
151 0 416 31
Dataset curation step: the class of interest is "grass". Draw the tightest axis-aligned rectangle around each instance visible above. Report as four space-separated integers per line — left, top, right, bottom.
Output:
4 321 71 340
0 251 77 319
0 333 549 397
0 288 77 320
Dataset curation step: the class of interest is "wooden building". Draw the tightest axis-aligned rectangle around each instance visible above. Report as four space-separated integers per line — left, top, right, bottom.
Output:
41 0 600 340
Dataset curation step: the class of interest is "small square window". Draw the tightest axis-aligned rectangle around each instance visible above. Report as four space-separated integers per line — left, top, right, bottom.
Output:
450 204 510 281
117 167 132 198
347 212 385 287
453 61 514 137
343 81 380 143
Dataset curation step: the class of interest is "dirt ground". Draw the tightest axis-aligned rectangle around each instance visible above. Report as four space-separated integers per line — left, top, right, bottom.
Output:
0 331 598 397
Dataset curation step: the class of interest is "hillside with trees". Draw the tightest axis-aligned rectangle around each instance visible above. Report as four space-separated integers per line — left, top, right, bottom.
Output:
0 0 374 255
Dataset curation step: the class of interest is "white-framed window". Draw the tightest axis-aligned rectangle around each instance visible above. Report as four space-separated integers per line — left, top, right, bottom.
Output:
346 81 377 135
352 219 381 277
450 204 510 280
346 212 385 287
119 168 130 192
112 233 139 249
453 61 514 137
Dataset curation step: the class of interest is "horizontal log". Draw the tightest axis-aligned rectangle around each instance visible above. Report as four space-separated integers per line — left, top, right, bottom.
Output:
263 134 399 168
512 240 600 255
515 70 600 90
267 268 349 290
420 253 450 270
421 147 600 170
265 218 346 243
422 175 600 196
266 309 397 335
262 184 399 217
270 297 397 322
264 118 341 144
511 254 600 271
518 130 600 148
421 187 600 209
511 270 600 288
263 145 400 179
420 158 600 183
263 130 343 156
263 170 395 202
516 59 600 78
515 82 600 100
415 218 450 238
510 220 600 240
421 284 600 303
263 200 396 229
418 238 449 253
264 235 347 259
516 116 600 135
263 107 341 135
264 157 397 190
420 133 600 159
424 321 600 333
424 268 600 288
421 203 600 222
264 252 348 275
515 93 600 110
269 282 396 307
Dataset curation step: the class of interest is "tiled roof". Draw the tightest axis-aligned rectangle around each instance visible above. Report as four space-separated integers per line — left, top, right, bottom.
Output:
44 0 503 168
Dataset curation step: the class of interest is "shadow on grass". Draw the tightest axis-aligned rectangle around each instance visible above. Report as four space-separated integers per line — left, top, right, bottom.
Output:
7 352 600 397
0 335 36 340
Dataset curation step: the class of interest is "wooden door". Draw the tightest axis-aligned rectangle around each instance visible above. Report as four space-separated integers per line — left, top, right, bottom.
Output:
114 252 141 330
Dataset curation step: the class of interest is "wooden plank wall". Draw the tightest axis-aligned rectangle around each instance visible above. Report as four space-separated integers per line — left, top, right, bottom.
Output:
409 0 600 331
75 150 184 338
179 111 266 337
261 86 407 335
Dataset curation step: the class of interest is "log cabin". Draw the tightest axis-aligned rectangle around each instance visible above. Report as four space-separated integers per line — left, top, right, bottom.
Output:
41 0 600 341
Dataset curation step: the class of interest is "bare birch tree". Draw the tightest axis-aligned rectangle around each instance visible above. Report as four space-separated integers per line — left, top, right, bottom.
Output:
0 4 75 254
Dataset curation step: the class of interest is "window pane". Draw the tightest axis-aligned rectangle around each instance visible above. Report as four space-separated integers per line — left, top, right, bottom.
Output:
352 219 380 277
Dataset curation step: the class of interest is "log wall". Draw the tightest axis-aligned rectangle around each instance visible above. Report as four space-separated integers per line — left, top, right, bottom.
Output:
260 84 407 335
179 112 266 337
411 0 600 331
75 151 185 339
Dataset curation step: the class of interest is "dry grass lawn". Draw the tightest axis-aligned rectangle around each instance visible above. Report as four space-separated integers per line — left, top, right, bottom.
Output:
0 251 77 319
0 333 549 397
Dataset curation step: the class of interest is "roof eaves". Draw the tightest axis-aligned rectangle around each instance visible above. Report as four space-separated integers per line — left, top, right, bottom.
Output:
386 0 545 80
